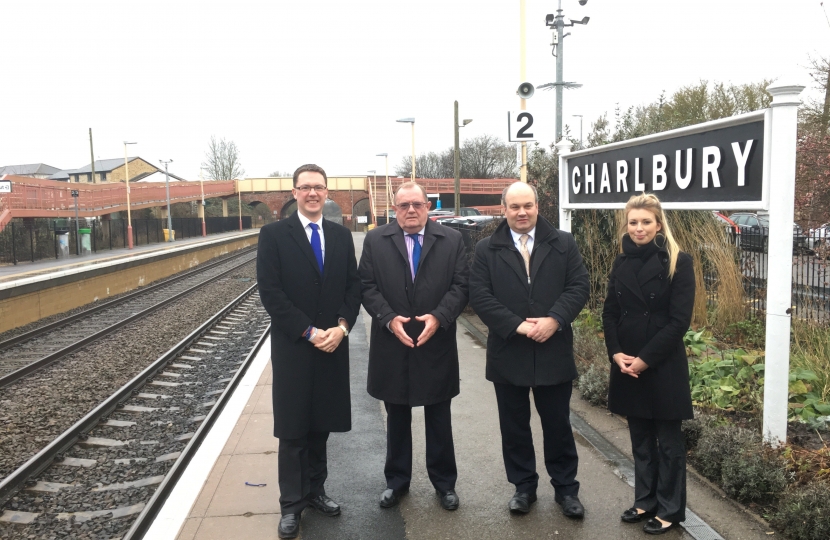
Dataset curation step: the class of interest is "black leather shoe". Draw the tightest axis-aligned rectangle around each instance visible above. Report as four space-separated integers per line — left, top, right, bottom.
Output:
508 491 537 514
436 489 459 511
621 507 656 523
278 513 300 539
308 494 340 516
555 494 585 518
379 487 408 508
643 518 680 535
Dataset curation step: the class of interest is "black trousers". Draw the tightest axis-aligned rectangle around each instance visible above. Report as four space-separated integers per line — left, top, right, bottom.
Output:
493 381 579 497
278 431 329 514
384 399 457 493
628 417 686 523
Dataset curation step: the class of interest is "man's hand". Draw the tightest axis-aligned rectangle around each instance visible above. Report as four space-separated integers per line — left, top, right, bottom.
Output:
309 328 329 346
315 326 345 353
516 321 535 335
525 317 559 343
389 316 414 348
414 314 440 346
612 352 641 378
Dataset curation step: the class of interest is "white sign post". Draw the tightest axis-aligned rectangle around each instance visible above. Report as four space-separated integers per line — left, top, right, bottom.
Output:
557 82 804 446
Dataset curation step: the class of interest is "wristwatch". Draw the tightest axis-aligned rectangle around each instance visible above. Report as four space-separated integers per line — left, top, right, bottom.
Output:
338 318 349 337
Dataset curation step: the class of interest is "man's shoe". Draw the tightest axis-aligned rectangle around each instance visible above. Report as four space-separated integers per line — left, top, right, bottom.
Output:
278 513 300 539
621 507 656 523
379 487 408 508
643 518 680 535
555 494 585 518
436 489 459 511
308 494 340 516
508 491 537 514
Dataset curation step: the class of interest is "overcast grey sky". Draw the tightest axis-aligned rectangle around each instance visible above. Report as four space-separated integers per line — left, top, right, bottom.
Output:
0 0 826 179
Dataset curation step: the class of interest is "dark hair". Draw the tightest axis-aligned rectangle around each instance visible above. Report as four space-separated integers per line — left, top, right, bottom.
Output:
293 164 328 186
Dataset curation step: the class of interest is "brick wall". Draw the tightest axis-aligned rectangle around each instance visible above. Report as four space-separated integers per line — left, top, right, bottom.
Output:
241 190 370 219
109 159 158 183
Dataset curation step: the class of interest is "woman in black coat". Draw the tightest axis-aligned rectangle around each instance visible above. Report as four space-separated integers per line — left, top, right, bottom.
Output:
602 193 695 535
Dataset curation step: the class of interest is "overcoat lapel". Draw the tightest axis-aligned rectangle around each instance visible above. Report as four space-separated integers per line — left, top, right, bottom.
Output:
529 242 551 281
288 213 322 277
638 253 665 287
321 218 337 281
498 248 530 289
616 259 647 306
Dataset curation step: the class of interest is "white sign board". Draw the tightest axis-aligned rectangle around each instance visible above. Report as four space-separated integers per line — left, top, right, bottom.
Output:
357 216 368 224
0 181 11 193
508 111 536 142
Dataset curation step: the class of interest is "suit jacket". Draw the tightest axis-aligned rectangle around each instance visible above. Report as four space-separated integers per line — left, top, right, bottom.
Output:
256 212 361 439
602 241 695 420
359 219 469 406
469 216 590 387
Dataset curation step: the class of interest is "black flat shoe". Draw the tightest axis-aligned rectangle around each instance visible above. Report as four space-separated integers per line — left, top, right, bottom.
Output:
621 507 656 523
379 487 408 508
643 518 680 535
278 513 300 539
308 494 340 516
508 491 537 514
554 494 585 519
436 489 459 510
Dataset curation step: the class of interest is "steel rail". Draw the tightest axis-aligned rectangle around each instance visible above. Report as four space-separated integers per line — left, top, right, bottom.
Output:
0 283 259 508
124 319 270 539
0 246 256 352
0 251 257 389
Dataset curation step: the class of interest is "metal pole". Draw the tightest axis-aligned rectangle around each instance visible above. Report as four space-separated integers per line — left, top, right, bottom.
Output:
411 123 416 181
124 142 135 249
385 155 390 224
555 0 564 143
199 172 206 236
161 160 173 241
89 128 96 184
520 0 528 183
238 180 243 231
454 101 461 215
74 193 80 256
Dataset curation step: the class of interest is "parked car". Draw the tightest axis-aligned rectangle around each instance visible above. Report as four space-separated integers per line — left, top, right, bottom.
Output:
807 223 830 258
436 215 497 231
428 210 454 221
728 212 806 253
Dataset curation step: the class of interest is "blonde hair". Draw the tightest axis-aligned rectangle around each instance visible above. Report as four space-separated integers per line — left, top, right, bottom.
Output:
619 193 681 279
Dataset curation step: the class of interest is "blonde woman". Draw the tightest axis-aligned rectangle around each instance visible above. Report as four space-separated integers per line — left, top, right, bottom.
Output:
602 193 695 535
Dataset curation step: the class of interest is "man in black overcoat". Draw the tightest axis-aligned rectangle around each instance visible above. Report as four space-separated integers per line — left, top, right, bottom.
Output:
257 164 361 539
469 182 590 517
359 182 469 511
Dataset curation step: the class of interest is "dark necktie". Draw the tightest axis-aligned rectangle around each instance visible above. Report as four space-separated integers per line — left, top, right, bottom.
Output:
309 223 323 274
408 233 421 281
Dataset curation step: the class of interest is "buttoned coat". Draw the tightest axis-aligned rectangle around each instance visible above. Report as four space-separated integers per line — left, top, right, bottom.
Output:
469 217 590 387
359 219 469 406
256 212 361 439
601 241 695 420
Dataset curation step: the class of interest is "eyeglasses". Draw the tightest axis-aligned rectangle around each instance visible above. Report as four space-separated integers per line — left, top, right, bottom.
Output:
396 202 426 210
296 185 328 193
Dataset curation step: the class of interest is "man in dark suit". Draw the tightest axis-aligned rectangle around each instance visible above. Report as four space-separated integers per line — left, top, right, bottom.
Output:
257 164 361 539
359 182 469 511
469 181 590 518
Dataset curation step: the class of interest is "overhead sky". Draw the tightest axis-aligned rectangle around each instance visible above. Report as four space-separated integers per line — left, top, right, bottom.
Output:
1 0 827 180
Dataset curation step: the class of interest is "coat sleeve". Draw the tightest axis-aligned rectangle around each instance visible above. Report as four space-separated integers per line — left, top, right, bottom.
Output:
638 252 695 368
469 238 524 340
257 226 314 340
546 233 590 324
359 232 398 328
429 233 470 329
602 255 624 361
337 230 362 330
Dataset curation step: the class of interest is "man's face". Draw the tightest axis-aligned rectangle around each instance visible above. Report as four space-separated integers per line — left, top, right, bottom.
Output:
293 171 328 220
503 185 538 234
395 187 431 233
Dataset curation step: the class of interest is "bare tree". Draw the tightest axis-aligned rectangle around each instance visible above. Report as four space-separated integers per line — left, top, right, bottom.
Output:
394 135 518 179
201 136 245 180
269 170 292 177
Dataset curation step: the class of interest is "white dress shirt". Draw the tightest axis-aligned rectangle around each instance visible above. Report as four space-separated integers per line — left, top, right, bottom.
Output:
510 226 535 254
297 212 325 262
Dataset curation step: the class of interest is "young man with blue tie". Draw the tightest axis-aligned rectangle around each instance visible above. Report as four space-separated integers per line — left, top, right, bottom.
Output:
257 164 361 539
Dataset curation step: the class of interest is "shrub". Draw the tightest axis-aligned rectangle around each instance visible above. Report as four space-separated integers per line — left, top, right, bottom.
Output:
720 446 788 505
771 481 830 540
573 314 610 407
681 411 718 451
692 424 758 481
576 363 609 407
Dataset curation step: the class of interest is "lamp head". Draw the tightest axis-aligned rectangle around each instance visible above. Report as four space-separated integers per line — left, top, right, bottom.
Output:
578 0 588 5
396 117 415 123
376 153 388 157
462 119 473 126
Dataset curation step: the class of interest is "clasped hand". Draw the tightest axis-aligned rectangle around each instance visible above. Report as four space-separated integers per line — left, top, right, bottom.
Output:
310 326 345 353
613 353 649 378
516 317 559 343
389 314 439 348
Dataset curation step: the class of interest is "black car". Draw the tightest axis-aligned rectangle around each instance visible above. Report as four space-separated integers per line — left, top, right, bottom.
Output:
728 212 806 253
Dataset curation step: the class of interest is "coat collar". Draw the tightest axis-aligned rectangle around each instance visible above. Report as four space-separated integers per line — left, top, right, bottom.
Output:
380 219 446 281
287 211 325 277
489 216 559 287
616 238 669 305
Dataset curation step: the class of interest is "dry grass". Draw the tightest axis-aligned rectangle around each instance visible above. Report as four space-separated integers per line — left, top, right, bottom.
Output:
791 319 830 402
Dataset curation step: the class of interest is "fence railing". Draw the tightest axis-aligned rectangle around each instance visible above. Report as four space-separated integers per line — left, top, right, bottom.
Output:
0 217 252 265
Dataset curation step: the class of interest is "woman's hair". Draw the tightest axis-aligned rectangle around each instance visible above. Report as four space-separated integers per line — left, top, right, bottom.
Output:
619 193 681 278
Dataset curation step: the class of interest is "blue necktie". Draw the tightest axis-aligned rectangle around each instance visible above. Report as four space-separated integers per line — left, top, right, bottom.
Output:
408 233 421 281
309 223 324 274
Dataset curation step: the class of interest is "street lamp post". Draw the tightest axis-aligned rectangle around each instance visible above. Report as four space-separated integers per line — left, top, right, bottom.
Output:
572 114 583 148
376 153 389 224
199 171 206 236
396 118 416 181
366 170 376 227
160 159 173 241
123 141 137 249
453 101 472 216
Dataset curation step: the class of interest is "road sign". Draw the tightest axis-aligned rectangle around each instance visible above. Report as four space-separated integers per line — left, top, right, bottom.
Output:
508 111 536 142
0 181 11 193
70 190 79 197
357 216 368 224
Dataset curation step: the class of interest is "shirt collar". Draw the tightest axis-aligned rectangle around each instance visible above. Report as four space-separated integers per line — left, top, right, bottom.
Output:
297 212 323 230
510 226 536 244
405 227 426 236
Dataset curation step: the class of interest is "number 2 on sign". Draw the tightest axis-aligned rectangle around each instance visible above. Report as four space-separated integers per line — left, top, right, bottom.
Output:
508 111 537 142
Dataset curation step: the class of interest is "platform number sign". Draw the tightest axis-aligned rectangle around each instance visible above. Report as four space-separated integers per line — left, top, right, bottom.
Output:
0 181 11 193
70 190 79 197
508 111 536 142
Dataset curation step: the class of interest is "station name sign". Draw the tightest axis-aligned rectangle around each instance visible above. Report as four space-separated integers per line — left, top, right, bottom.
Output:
564 115 766 208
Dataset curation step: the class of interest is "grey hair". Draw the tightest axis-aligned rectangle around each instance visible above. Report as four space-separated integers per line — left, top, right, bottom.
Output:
501 182 538 205
395 181 428 203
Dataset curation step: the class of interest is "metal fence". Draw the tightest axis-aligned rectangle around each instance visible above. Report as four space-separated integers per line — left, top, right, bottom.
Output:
0 217 252 265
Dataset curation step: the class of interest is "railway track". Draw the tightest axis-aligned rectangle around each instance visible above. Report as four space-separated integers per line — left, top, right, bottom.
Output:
0 247 257 388
0 285 270 539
